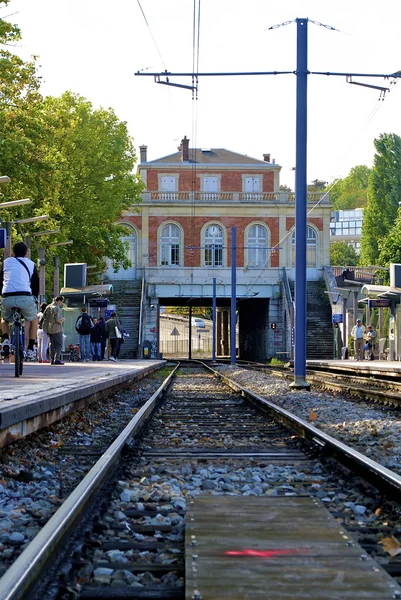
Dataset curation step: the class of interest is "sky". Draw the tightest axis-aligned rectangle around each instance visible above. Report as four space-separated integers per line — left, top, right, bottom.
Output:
5 0 401 189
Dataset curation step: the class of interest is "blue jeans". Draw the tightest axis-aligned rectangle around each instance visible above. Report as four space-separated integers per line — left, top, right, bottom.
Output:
79 335 91 361
91 342 101 360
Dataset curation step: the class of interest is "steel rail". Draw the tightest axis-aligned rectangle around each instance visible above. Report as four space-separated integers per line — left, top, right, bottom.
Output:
204 362 401 498
0 364 179 600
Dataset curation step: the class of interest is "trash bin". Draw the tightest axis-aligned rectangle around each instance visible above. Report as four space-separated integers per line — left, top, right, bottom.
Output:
142 340 152 359
341 346 349 360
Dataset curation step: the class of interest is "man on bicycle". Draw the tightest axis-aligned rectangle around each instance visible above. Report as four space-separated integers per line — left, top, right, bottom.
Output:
0 241 39 360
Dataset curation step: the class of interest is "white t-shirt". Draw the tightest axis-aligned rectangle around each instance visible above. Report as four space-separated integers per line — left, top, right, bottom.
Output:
1 256 35 295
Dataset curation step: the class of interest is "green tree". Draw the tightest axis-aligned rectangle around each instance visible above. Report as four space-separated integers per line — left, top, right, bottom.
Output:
308 179 327 191
360 133 401 266
280 184 292 193
32 92 144 274
328 165 370 210
330 241 359 266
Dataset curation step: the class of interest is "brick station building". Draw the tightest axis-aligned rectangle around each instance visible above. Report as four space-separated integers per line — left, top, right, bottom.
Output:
107 136 331 360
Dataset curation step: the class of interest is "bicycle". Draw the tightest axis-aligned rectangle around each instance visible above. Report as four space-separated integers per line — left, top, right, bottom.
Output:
10 307 24 377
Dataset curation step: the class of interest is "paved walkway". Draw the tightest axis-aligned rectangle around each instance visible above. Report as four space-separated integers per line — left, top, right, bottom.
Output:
307 358 401 375
0 360 165 443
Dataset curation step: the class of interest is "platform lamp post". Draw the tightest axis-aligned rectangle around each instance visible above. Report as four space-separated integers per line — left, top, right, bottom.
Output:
47 240 73 299
0 198 32 257
29 229 61 302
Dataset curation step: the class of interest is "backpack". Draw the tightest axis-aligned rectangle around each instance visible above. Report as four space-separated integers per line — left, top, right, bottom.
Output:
41 306 53 334
76 313 92 335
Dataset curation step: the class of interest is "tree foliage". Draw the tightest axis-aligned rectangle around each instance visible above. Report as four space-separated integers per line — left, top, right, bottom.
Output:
0 7 143 290
328 165 370 210
330 241 359 266
308 179 327 191
360 134 401 266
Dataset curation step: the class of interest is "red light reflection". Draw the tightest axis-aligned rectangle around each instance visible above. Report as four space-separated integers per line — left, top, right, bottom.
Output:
225 549 307 558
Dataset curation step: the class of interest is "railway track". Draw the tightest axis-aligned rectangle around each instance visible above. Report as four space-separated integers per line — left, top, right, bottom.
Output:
219 359 401 406
1 363 401 599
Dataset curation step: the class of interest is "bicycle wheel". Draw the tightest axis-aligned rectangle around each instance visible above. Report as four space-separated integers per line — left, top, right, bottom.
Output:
14 322 23 377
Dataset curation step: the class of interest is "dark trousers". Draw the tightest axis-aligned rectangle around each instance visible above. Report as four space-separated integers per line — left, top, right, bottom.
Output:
48 332 63 362
110 338 120 359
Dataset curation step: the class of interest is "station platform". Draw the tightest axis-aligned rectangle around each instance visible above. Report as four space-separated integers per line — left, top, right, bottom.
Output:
186 496 401 599
0 359 165 447
306 359 401 377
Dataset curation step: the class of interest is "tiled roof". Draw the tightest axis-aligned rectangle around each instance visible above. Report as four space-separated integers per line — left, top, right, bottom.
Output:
146 148 277 166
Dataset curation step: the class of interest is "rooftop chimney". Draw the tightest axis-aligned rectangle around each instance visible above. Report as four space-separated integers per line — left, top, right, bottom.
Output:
263 153 270 162
139 145 148 163
181 136 189 162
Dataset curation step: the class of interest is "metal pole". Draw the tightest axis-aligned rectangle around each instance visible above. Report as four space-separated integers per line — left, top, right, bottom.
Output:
342 295 347 356
4 222 12 258
38 247 46 303
231 227 237 366
188 306 192 360
212 278 217 361
291 18 310 390
53 256 60 298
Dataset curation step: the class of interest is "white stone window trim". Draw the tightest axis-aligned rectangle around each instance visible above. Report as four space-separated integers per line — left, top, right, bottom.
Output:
245 222 270 268
201 222 226 268
158 221 183 267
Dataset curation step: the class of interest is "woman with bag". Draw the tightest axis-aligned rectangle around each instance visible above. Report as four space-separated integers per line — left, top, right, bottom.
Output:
105 312 122 362
37 302 50 363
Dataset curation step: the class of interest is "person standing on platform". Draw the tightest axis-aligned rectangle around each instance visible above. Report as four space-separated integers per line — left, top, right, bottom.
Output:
365 324 376 361
37 302 50 363
75 306 94 362
42 295 65 365
90 317 102 361
351 318 366 361
98 316 106 360
105 311 122 361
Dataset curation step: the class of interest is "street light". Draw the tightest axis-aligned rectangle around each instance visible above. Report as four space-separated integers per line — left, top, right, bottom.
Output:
11 215 49 225
31 229 60 237
0 198 31 209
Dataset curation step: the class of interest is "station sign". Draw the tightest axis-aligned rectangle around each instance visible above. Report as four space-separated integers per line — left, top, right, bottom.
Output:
368 299 391 308
332 313 343 324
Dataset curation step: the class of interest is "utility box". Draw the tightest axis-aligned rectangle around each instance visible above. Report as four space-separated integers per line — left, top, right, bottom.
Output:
142 340 152 359
64 263 87 288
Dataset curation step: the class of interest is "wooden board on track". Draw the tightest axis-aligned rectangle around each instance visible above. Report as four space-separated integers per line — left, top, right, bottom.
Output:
185 496 401 599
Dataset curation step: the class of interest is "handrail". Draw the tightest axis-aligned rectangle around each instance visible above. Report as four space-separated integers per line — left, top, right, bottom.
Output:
323 266 338 309
281 267 294 360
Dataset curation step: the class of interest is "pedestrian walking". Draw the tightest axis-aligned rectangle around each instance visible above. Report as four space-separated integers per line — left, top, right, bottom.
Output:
41 296 65 365
105 312 122 361
90 317 102 361
75 306 94 361
351 318 366 361
37 302 50 363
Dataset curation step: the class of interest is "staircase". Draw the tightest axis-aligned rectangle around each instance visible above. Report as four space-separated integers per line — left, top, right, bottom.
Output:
107 280 141 358
289 281 333 359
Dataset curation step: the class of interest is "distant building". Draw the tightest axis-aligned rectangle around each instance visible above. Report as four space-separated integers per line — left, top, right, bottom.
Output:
330 208 363 253
105 136 332 360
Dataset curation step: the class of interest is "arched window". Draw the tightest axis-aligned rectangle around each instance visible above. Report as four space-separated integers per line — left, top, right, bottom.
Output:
160 223 180 266
247 224 268 267
291 226 317 267
204 224 223 267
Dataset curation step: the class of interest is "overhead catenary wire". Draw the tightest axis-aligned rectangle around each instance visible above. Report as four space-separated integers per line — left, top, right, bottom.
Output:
136 0 168 71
